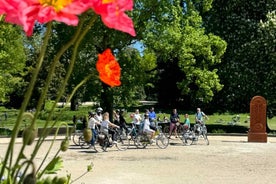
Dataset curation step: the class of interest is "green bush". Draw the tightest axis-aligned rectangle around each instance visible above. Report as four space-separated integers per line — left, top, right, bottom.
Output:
211 129 226 134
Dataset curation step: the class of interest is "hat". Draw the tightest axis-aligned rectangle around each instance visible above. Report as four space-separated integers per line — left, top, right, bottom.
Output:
97 107 103 112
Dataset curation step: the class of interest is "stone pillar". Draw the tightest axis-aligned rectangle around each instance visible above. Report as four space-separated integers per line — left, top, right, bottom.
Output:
248 96 267 142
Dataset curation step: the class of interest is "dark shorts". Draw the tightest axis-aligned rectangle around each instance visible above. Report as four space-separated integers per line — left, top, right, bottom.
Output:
170 122 177 131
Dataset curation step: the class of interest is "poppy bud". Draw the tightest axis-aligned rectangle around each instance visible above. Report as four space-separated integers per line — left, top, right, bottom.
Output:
23 173 36 184
22 127 37 145
83 128 92 142
60 139 69 152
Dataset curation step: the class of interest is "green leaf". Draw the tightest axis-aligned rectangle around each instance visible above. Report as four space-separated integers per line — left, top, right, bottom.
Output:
44 156 63 174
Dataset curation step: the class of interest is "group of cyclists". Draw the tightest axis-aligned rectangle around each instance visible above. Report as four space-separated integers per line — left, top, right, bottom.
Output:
80 106 208 150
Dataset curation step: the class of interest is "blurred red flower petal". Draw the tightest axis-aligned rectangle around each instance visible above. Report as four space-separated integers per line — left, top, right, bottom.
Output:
96 49 121 87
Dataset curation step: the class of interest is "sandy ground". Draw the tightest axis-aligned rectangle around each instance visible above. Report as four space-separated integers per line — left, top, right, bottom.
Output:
1 135 276 184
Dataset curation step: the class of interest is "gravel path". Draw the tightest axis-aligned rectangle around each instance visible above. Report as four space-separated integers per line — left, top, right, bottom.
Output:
1 135 276 184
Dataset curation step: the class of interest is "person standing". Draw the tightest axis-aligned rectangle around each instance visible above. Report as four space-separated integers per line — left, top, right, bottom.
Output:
168 109 180 139
148 107 156 122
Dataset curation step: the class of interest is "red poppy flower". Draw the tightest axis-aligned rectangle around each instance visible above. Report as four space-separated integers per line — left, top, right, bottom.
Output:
0 0 91 36
90 0 136 36
0 0 135 36
96 49 121 87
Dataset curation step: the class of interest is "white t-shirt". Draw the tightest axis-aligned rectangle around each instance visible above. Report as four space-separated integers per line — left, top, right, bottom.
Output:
88 117 98 129
95 114 103 122
143 119 154 133
133 113 141 125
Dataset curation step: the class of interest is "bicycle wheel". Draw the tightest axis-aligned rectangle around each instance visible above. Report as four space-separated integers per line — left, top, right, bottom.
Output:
101 137 109 152
163 126 170 135
127 127 138 148
78 135 90 149
72 132 82 146
177 125 184 135
195 133 209 146
93 138 104 153
201 126 209 145
181 132 193 146
203 134 209 145
115 136 128 151
134 134 147 149
127 136 136 149
156 133 169 149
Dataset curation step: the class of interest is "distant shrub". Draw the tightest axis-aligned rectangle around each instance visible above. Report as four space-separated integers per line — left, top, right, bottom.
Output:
212 129 225 134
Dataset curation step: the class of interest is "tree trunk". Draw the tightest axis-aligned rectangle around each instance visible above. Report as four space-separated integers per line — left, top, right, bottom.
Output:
101 83 114 122
70 96 77 111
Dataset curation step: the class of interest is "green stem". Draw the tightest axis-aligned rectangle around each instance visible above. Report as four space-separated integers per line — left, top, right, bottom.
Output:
67 72 95 103
16 160 36 184
36 13 97 177
19 18 86 177
0 22 52 179
36 124 66 178
26 13 97 177
0 15 4 21
70 171 90 184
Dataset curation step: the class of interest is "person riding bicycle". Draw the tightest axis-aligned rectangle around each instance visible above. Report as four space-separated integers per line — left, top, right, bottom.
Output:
114 109 128 135
132 109 142 125
88 111 101 147
142 113 155 142
194 108 208 134
113 109 121 126
100 112 120 144
95 107 103 122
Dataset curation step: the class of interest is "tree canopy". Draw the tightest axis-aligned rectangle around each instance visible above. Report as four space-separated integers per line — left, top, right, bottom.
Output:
0 20 26 103
204 1 276 114
138 0 226 108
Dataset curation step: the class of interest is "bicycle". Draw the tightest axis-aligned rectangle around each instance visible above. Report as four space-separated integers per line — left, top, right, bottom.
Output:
126 123 139 149
227 115 240 126
78 126 103 152
135 122 169 149
155 117 171 135
94 127 128 152
71 129 83 146
181 123 209 146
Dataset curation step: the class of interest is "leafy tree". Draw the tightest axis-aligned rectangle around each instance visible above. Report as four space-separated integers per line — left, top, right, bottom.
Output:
113 48 157 108
203 1 276 113
139 0 227 109
0 20 26 104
